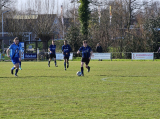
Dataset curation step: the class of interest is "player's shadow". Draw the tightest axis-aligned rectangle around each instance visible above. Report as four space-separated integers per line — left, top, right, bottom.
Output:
22 75 76 78
0 77 17 79
0 75 86 79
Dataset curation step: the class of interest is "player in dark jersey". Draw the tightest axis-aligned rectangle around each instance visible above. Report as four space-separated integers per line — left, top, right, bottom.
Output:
62 40 72 70
77 40 93 76
48 40 58 67
6 37 21 77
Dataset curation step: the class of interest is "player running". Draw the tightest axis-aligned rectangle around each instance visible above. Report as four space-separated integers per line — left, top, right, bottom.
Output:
6 37 21 77
62 40 72 71
48 40 58 67
77 40 93 76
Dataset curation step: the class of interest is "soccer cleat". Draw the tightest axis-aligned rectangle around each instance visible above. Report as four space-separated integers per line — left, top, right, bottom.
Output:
55 65 58 67
19 67 22 70
88 67 90 72
15 74 18 77
81 74 84 76
65 68 66 71
67 63 69 68
11 69 13 75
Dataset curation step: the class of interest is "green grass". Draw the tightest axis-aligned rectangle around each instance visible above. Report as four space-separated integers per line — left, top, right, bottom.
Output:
0 61 160 119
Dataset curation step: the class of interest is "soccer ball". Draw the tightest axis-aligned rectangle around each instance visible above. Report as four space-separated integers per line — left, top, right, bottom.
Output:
76 71 82 76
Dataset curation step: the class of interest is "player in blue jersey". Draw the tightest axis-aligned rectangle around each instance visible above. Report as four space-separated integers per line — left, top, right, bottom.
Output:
6 37 21 77
62 40 72 70
48 40 58 67
77 40 93 76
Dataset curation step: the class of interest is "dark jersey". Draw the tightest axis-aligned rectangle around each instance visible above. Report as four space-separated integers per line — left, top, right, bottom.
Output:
79 46 92 58
49 45 56 54
62 44 72 57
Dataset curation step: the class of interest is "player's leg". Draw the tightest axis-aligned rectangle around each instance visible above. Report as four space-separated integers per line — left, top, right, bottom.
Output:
48 54 52 67
81 58 86 76
19 58 22 70
54 55 58 67
85 59 90 72
11 58 16 75
67 57 69 68
64 58 67 70
81 62 85 76
14 63 19 76
48 58 51 67
54 58 58 67
11 65 16 75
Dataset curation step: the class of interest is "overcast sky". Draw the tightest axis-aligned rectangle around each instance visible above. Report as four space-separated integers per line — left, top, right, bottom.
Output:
15 0 158 15
15 0 70 14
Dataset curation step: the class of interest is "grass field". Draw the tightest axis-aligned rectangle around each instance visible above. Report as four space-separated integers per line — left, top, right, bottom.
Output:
0 61 160 119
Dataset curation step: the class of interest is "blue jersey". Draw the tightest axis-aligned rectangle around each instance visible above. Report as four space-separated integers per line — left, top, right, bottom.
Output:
49 45 56 54
18 43 22 51
79 46 92 58
9 43 20 59
62 44 72 57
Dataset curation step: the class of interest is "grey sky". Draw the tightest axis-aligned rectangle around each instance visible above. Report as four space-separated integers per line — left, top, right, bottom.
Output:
15 0 157 14
15 0 70 14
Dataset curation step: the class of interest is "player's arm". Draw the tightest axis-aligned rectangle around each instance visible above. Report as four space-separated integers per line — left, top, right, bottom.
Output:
89 51 93 59
77 50 80 54
77 47 82 54
7 45 12 57
48 46 52 53
7 48 10 57
19 50 21 61
20 44 23 55
62 46 64 55
48 48 50 53
55 45 56 53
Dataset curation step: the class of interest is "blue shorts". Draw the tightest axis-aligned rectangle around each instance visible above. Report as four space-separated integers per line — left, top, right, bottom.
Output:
11 57 19 65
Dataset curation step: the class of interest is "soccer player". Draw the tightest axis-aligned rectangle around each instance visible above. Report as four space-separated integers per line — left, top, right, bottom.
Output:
77 40 93 76
48 40 58 67
6 37 21 77
62 40 72 70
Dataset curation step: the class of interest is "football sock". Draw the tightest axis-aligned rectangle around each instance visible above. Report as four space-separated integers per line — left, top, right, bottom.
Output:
11 67 15 70
87 66 90 72
55 60 56 65
67 62 69 68
48 61 50 65
81 67 84 74
15 69 19 75
19 61 21 68
64 62 66 69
